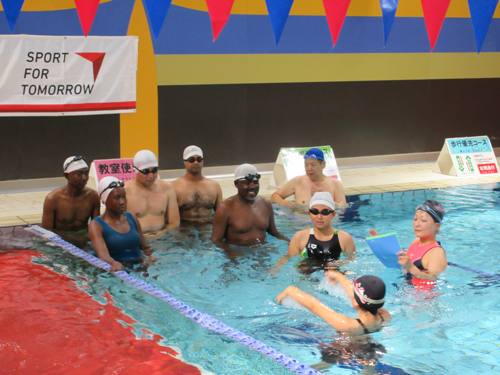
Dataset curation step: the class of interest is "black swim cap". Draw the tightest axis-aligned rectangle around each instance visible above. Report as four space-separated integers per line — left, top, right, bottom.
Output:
417 199 445 223
353 275 386 314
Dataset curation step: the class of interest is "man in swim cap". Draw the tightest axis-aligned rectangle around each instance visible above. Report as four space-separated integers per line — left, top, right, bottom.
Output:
271 148 346 208
124 150 180 234
171 146 223 222
42 156 100 247
211 164 288 256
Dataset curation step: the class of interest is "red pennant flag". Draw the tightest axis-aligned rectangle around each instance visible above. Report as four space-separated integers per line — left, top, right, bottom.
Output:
206 0 235 41
321 0 352 47
421 0 451 51
74 0 101 36
76 53 106 82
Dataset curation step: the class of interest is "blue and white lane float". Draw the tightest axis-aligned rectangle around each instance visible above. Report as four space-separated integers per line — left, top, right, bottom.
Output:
24 225 321 375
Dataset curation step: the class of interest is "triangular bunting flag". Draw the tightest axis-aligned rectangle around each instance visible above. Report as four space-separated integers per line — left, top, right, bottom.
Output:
420 0 451 51
206 0 235 41
265 0 295 45
468 0 500 54
1 0 25 33
76 53 106 82
142 0 173 40
74 0 100 37
321 0 352 47
379 0 399 45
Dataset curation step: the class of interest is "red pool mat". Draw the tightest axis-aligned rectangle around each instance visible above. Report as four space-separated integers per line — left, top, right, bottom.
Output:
0 249 202 375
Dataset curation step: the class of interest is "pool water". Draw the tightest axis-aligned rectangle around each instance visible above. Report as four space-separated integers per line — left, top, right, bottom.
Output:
11 183 500 374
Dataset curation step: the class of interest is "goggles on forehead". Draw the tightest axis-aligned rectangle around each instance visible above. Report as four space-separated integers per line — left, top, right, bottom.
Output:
184 156 203 163
237 173 261 181
134 165 159 175
64 156 86 171
100 180 125 198
303 154 324 161
309 208 334 216
416 204 442 223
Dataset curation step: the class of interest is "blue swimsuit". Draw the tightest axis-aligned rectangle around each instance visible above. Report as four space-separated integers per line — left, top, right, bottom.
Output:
93 212 142 263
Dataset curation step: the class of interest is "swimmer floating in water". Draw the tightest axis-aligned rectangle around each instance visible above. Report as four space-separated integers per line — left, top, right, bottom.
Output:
89 177 151 272
369 199 447 281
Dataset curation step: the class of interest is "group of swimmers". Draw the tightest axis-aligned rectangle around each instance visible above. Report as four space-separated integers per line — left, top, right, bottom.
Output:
41 146 448 363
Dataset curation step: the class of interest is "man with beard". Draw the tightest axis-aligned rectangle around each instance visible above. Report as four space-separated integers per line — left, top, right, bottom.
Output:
172 145 223 222
42 156 100 247
211 164 288 257
125 150 180 234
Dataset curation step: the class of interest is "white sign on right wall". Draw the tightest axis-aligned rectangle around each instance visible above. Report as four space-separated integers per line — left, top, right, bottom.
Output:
433 136 499 177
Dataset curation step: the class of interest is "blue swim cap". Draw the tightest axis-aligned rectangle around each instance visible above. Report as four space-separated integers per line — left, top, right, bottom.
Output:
304 148 325 161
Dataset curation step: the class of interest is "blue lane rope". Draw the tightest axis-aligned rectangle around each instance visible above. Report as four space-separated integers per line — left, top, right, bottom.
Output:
274 209 500 281
24 225 320 375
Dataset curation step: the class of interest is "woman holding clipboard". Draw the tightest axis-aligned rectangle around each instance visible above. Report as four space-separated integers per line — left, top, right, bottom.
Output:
370 199 447 282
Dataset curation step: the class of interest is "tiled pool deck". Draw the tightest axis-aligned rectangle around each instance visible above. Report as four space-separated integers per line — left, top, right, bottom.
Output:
0 160 499 228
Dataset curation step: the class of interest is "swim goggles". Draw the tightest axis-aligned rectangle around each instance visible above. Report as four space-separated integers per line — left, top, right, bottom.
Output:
352 277 385 305
237 173 261 181
64 156 86 171
309 208 334 216
184 156 203 163
99 180 125 198
134 166 159 175
303 154 324 161
416 204 442 223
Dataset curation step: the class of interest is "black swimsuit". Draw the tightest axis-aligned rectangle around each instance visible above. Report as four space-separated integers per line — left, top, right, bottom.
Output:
356 316 385 334
301 228 342 260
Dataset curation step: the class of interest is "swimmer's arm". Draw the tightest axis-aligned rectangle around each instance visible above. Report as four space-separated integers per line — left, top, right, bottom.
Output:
277 286 352 331
325 271 355 301
271 178 299 207
211 204 240 257
90 191 101 219
133 215 151 256
41 194 56 231
340 231 356 253
399 247 447 280
164 184 180 230
267 202 290 242
213 182 223 212
88 221 124 272
332 179 347 207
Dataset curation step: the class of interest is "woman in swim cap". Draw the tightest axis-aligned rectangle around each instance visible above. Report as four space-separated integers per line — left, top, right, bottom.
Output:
89 176 151 272
277 270 390 334
282 192 355 270
369 199 447 281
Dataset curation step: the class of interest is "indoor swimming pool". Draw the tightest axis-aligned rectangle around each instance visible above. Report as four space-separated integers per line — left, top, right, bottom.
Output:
3 182 500 374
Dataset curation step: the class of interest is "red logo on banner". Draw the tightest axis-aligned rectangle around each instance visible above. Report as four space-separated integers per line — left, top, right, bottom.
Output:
478 164 498 174
76 53 106 82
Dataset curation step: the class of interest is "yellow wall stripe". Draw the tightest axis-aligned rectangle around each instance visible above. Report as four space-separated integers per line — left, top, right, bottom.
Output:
120 0 159 158
156 52 500 86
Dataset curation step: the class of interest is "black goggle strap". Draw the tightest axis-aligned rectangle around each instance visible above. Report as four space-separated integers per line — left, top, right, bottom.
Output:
99 180 124 198
133 165 158 174
64 156 86 171
244 173 261 181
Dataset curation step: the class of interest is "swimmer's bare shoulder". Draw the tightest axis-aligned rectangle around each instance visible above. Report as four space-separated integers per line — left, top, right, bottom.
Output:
337 229 356 252
272 176 302 201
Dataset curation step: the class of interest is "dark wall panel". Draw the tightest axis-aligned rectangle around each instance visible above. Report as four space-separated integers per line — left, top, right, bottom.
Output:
159 79 500 167
0 115 120 181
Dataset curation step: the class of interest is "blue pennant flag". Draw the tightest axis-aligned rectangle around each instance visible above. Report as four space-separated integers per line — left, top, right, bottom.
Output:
142 0 172 40
379 0 399 45
265 0 295 45
468 0 499 53
1 0 25 33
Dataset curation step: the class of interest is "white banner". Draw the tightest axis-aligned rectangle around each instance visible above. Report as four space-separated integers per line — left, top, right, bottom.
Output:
0 35 138 116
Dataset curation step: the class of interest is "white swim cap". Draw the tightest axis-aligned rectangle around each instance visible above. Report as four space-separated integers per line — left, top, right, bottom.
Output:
234 164 259 181
98 176 124 204
63 156 88 173
309 192 335 211
183 145 203 160
133 150 158 171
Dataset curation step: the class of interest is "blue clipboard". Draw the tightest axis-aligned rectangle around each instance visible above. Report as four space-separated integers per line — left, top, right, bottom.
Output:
366 232 402 269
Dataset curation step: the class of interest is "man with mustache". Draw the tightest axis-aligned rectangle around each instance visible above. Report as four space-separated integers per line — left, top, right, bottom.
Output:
211 164 288 257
